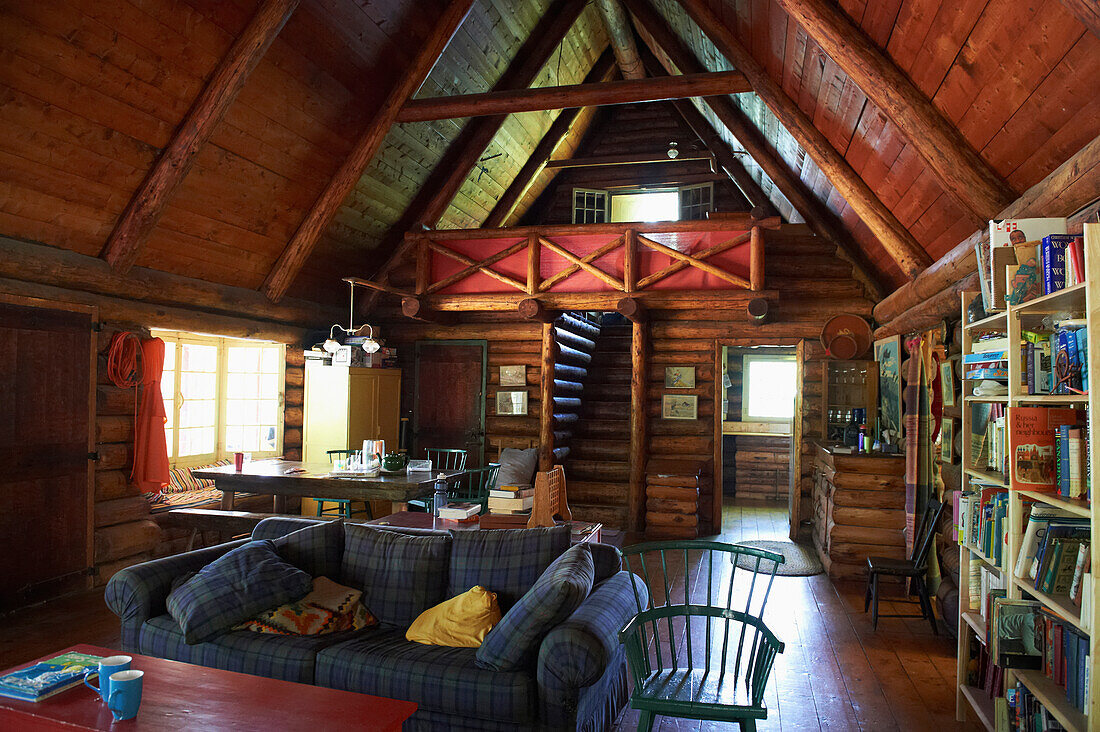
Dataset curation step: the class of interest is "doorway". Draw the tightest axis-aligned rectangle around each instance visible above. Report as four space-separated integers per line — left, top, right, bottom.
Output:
0 297 96 610
412 341 487 467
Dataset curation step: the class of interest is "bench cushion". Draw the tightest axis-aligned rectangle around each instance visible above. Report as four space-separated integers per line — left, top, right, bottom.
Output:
447 525 569 610
315 629 536 724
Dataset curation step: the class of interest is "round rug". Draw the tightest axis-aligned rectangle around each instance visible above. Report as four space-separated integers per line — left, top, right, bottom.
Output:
733 540 824 577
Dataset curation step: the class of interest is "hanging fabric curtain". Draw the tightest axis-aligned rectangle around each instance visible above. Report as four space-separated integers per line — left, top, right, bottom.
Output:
903 335 934 556
132 337 169 493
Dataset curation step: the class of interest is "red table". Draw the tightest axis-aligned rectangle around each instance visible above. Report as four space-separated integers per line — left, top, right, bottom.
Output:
0 645 417 731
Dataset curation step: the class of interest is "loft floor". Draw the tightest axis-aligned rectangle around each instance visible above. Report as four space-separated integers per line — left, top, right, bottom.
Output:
0 499 975 731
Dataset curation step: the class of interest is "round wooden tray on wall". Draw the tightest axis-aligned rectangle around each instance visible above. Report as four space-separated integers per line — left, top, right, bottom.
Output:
820 314 873 360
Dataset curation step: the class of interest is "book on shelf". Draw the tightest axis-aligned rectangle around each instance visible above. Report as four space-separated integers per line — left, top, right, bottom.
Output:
1009 679 1072 731
1069 545 1090 606
965 350 1010 364
981 218 1068 310
1015 504 1088 580
1004 243 1042 306
972 336 1012 354
1007 407 1081 493
991 597 1043 669
1040 234 1073 295
0 651 103 702
436 501 481 520
1030 523 1090 593
962 488 1010 567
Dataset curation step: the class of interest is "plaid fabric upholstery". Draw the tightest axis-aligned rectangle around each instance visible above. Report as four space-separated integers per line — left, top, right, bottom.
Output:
270 519 344 579
537 572 647 728
341 524 451 627
252 517 332 540
138 614 209 666
166 540 312 644
476 543 594 672
315 629 537 724
448 526 570 609
106 539 249 651
589 542 623 584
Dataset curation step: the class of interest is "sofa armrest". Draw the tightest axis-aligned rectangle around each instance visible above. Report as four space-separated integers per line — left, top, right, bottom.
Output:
105 539 248 649
536 571 647 726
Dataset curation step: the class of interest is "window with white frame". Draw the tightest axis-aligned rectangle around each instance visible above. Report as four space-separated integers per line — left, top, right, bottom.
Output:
572 189 608 223
155 330 285 467
741 354 797 422
679 182 713 220
574 182 715 224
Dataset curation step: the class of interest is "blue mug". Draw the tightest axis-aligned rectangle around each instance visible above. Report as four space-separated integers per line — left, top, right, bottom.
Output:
83 655 131 701
107 669 143 721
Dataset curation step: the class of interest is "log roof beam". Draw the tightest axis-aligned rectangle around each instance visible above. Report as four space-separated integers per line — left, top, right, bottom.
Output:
595 0 646 80
395 69 751 122
772 0 1015 223
672 0 933 279
101 0 299 274
261 0 476 302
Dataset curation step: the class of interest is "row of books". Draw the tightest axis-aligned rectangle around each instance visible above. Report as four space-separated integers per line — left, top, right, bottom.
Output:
1007 681 1068 732
994 601 1091 714
979 217 1077 311
958 488 1009 566
964 347 1009 381
1014 504 1091 601
1008 407 1089 498
970 402 1008 477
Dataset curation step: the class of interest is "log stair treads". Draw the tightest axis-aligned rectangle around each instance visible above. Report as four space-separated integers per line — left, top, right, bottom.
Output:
733 540 823 577
560 321 631 529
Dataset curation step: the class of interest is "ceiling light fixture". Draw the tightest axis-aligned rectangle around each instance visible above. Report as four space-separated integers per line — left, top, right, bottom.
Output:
666 141 679 159
321 281 380 355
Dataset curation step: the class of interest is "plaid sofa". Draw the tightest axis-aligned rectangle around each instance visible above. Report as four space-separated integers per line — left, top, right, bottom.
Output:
105 518 645 731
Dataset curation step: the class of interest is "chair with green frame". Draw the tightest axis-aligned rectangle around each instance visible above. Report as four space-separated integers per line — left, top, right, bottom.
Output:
407 448 469 512
312 449 372 520
618 540 786 731
434 463 500 514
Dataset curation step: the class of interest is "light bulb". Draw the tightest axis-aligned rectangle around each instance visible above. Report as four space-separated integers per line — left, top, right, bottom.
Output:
322 339 340 353
667 142 679 159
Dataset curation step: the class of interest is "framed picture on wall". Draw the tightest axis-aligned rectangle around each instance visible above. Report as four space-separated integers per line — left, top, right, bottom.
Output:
496 391 528 416
665 366 695 389
874 335 902 448
662 394 697 420
940 361 956 407
940 418 954 462
499 365 526 387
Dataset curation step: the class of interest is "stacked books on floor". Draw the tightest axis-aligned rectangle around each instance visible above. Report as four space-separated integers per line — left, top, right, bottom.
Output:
0 651 102 702
478 484 533 529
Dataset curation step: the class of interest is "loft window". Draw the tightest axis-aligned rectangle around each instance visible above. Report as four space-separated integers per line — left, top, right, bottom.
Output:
742 354 797 422
679 182 713 220
609 189 679 222
154 330 285 467
572 189 608 223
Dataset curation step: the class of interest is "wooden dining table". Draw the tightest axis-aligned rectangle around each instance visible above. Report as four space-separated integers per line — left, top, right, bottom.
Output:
190 459 465 515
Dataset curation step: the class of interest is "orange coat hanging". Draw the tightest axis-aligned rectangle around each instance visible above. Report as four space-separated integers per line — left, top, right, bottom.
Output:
132 337 170 493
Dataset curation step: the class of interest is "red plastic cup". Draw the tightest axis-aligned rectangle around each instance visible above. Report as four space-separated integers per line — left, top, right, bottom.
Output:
234 452 245 472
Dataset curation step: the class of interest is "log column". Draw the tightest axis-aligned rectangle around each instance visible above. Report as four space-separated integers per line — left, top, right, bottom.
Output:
629 316 648 532
749 225 764 292
539 322 556 471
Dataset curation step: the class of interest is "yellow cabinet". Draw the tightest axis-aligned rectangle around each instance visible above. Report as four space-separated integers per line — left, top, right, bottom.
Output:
302 361 401 514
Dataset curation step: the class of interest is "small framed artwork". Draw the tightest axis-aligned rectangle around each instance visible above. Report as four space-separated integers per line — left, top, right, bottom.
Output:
940 419 954 462
665 366 696 389
496 390 528 416
499 365 526 387
332 345 353 367
662 394 698 420
940 361 955 407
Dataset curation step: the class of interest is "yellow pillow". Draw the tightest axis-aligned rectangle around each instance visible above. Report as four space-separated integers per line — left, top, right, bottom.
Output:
406 586 501 647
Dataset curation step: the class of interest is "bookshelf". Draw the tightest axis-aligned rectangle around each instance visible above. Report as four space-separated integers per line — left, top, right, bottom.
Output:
955 223 1098 732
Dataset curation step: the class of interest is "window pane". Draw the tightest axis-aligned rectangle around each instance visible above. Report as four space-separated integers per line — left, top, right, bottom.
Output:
260 374 280 399
225 425 244 452
260 347 280 373
610 191 679 223
181 343 217 372
162 342 175 372
259 401 278 426
228 373 260 398
182 372 216 400
180 399 216 428
227 346 259 373
165 428 175 459
745 359 797 420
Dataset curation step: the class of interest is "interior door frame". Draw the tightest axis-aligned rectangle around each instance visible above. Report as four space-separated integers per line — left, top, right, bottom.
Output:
0 291 98 593
412 339 487 466
713 337 804 537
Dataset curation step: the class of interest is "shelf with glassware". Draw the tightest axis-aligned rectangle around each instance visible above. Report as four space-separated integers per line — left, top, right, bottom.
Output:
954 223 1098 732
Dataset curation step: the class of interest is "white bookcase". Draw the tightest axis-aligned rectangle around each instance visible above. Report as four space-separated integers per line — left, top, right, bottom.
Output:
955 223 1098 732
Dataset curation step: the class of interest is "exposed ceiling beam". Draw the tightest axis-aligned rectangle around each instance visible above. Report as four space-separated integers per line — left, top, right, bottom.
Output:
260 0 476 303
773 0 1014 223
100 0 299 274
395 69 751 122
545 151 715 169
1060 0 1100 39
483 51 619 228
626 0 884 298
363 0 590 313
673 0 933 279
594 0 646 80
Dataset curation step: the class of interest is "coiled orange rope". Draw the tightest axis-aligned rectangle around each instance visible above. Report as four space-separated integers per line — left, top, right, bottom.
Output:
106 331 145 389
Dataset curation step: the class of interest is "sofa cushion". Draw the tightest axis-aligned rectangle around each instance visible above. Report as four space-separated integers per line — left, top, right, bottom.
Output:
341 524 452 627
493 448 538 489
271 520 344 579
406 586 501 648
166 540 312 644
138 615 209 666
315 629 537 724
476 543 594 671
236 577 377 636
448 525 569 609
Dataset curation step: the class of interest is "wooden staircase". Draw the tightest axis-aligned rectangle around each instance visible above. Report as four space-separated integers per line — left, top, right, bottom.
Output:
563 322 631 528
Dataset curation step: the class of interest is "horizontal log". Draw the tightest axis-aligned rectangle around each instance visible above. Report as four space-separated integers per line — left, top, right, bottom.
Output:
556 343 592 365
94 519 161 564
828 506 907 530
553 412 579 425
553 379 584 395
644 484 699 502
284 386 304 407
96 416 133 444
872 272 980 340
284 365 304 387
284 407 303 428
828 523 906 547
552 396 582 410
397 70 752 121
569 503 629 528
645 511 699 527
554 363 588 382
283 447 302 461
96 470 135 502
285 349 305 368
646 497 697 514
554 327 596 353
95 496 151 528
97 386 136 416
552 446 570 461
644 525 699 539
283 428 302 448
831 473 904 491
830 490 906 509
97 443 132 472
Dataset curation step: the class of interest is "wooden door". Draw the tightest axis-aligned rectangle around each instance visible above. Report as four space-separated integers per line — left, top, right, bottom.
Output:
0 299 95 609
413 342 486 467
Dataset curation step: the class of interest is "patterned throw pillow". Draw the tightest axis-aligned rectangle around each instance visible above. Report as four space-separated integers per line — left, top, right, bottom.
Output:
475 542 594 671
271 519 344 579
341 524 452 627
167 540 312 644
236 577 377 635
162 459 232 494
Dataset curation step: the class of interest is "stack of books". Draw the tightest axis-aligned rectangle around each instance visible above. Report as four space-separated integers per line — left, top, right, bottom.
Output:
487 484 533 516
436 501 481 521
979 217 1069 310
0 651 103 702
965 343 1009 382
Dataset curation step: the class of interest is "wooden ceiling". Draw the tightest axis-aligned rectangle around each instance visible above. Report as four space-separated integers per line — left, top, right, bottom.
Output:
0 0 1096 307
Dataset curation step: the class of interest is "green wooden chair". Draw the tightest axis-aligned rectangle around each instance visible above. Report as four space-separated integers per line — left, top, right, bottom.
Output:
618 541 785 731
619 605 784 732
313 449 372 520
408 449 470 512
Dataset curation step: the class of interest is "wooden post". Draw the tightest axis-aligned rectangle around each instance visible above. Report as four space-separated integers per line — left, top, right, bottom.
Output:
401 297 458 325
595 0 646 79
668 0 934 278
773 0 1014 222
518 298 559 323
539 322 556 471
616 296 647 324
749 225 764 291
746 297 769 323
629 318 648 533
526 234 540 295
415 238 430 295
261 0 475 302
101 0 299 273
624 229 638 293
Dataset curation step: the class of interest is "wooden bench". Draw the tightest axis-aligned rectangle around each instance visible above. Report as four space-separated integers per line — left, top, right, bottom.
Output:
156 508 317 551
